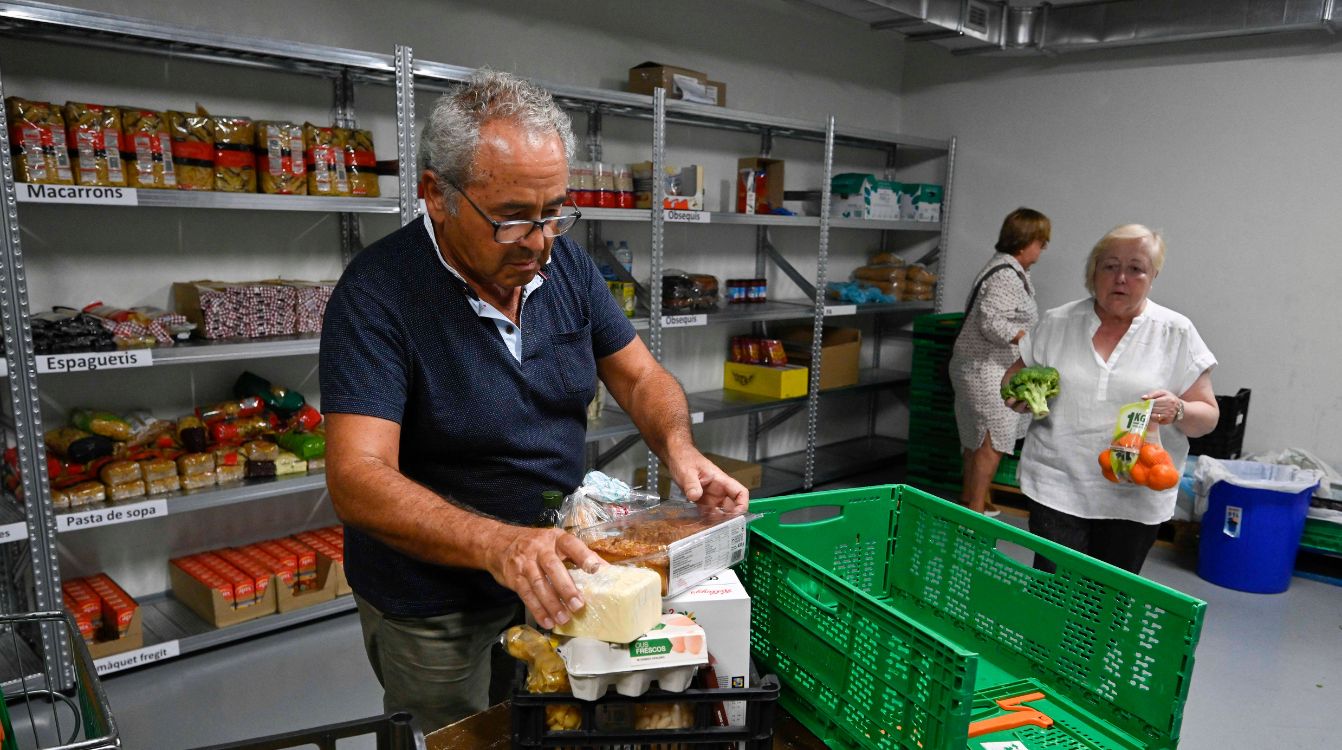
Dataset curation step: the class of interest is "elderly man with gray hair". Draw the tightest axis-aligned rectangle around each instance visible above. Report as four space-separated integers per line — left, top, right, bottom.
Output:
320 70 748 729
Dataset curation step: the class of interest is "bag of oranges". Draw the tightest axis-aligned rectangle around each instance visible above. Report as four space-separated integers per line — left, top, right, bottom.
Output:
1098 400 1180 491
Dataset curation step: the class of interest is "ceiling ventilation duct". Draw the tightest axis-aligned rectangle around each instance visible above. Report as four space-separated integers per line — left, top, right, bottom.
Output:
800 0 1342 54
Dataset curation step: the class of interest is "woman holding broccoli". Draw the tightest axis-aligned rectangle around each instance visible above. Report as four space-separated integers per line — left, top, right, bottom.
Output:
949 208 1051 517
1003 224 1220 574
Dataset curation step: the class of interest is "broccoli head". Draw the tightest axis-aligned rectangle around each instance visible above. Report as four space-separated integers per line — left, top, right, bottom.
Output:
1002 366 1060 420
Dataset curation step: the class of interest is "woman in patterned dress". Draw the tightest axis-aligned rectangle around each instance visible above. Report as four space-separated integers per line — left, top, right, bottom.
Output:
948 208 1051 515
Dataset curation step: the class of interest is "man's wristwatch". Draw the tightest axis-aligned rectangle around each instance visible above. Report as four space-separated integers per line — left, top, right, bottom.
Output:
1173 399 1185 423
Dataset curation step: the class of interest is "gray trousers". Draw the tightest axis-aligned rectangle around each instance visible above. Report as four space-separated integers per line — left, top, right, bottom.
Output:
354 593 522 733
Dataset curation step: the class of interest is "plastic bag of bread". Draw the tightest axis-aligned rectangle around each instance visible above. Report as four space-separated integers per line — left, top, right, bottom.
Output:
851 264 905 284
905 263 938 285
167 110 214 191
342 128 379 197
256 121 307 195
120 108 175 189
5 97 73 184
63 101 126 186
303 123 349 196
211 115 256 193
868 251 905 267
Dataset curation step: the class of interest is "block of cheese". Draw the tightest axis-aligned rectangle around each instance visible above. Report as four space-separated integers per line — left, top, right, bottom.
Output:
551 565 661 644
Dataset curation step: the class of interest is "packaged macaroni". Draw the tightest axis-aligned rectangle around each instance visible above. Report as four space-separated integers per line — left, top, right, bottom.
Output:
120 108 175 189
303 123 349 196
63 101 126 187
343 128 379 197
5 97 73 184
255 121 306 195
211 115 256 193
167 110 214 191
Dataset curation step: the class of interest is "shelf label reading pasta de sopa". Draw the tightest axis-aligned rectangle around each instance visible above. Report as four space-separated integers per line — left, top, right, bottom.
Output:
823 304 857 317
0 522 28 543
37 349 152 374
663 209 710 223
57 499 168 532
661 314 707 328
16 183 139 206
95 639 180 675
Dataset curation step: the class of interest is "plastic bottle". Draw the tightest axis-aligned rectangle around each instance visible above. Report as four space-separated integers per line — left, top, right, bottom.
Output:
599 241 618 281
615 241 633 275
536 490 565 528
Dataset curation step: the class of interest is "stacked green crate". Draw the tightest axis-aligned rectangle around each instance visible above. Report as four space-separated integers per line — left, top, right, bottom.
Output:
907 313 965 496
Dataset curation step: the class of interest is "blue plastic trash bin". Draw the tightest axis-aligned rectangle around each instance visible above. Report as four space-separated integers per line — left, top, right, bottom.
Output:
1196 459 1322 593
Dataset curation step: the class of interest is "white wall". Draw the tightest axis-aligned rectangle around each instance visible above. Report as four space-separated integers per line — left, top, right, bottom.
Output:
900 34 1342 465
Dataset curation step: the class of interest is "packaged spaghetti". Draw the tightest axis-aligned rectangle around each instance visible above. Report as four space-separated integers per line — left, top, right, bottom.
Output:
343 128 379 197
177 452 215 477
120 108 175 189
303 123 349 196
147 475 181 495
215 463 245 484
71 409 134 442
67 481 107 507
45 427 113 463
5 97 73 184
167 110 213 191
241 440 279 462
107 480 146 502
211 116 256 193
98 460 142 486
255 121 306 195
180 471 216 490
63 101 125 187
139 458 177 482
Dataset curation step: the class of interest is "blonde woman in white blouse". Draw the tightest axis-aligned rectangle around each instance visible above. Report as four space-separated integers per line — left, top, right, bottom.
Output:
949 208 1051 516
1003 224 1219 574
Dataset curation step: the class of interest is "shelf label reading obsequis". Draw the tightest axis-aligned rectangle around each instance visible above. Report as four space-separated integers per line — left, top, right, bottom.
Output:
58 499 167 532
664 209 710 223
0 522 28 543
16 183 139 206
95 640 180 675
37 349 152 374
661 314 707 328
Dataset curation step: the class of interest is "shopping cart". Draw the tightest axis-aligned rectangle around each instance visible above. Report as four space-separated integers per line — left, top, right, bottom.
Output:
0 611 118 750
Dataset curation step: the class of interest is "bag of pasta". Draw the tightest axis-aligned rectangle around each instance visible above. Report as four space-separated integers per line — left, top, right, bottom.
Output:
256 121 307 195
342 128 379 197
303 123 350 196
167 110 213 191
120 108 176 189
63 101 126 187
211 115 257 193
5 97 73 185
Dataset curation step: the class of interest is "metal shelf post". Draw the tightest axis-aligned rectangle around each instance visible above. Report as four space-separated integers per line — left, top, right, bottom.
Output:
802 117 837 489
644 88 667 491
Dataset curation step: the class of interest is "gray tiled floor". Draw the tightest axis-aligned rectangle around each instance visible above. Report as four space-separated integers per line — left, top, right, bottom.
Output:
100 505 1340 749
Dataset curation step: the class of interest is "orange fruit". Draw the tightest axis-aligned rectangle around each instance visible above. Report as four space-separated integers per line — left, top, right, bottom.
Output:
1098 449 1113 472
1139 443 1173 467
1116 432 1144 450
1128 462 1149 487
1101 464 1120 483
1147 463 1181 491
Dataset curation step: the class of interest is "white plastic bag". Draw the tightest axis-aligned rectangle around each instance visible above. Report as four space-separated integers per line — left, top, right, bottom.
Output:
1191 457 1323 521
1242 446 1342 502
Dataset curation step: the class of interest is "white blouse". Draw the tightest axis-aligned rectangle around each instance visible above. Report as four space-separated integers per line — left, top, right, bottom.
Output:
1018 298 1217 524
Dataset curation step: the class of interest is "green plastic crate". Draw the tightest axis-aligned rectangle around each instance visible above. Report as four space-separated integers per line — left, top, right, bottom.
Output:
1300 517 1342 555
913 312 965 337
746 485 1206 750
993 455 1020 487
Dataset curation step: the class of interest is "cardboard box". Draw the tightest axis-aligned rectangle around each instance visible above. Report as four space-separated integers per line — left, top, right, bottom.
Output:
636 452 762 499
275 553 338 613
663 568 751 726
631 162 703 210
170 560 277 628
736 157 784 214
778 326 862 390
830 173 901 220
627 62 726 106
723 361 808 399
84 608 144 661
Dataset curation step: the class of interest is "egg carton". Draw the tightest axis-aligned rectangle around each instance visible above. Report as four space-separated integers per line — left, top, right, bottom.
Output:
568 663 699 701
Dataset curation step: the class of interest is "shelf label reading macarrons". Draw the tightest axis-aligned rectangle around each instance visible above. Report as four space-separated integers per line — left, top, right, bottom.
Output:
0 522 28 543
823 305 857 317
664 209 710 223
95 640 180 675
38 349 152 374
17 183 139 206
57 499 167 532
661 314 707 328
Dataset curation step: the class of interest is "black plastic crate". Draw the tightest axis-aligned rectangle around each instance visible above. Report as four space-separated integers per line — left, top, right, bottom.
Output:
510 669 780 749
189 712 422 749
1188 388 1250 459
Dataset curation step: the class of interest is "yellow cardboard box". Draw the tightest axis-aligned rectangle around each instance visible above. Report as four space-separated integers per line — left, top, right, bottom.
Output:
723 361 808 399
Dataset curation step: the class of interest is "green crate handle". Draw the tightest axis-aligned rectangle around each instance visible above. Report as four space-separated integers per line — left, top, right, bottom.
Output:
749 485 897 518
785 568 840 615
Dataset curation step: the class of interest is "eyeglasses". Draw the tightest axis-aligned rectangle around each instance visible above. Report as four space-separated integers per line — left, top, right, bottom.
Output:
447 180 581 244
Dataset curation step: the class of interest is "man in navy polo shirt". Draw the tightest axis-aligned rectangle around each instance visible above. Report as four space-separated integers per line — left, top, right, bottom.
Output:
320 71 749 730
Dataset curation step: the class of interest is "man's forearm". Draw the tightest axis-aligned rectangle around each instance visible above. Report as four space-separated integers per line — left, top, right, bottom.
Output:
622 366 694 463
328 457 518 570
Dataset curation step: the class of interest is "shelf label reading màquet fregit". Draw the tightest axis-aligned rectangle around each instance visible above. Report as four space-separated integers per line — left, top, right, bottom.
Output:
57 499 168 532
37 349 152 374
95 639 180 675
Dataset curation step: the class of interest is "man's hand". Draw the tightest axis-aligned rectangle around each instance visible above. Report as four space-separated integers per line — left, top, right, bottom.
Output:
485 526 605 630
666 450 750 513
